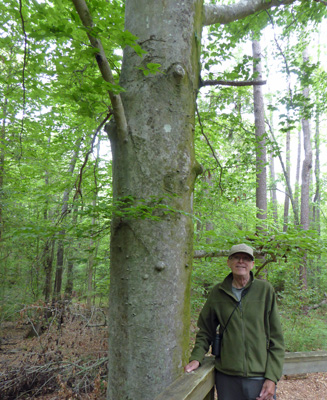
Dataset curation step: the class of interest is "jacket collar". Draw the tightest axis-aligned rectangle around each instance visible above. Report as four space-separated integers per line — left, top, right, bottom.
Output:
220 271 254 296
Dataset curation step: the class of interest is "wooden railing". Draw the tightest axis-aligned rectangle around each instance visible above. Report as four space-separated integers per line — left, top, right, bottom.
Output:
155 351 327 400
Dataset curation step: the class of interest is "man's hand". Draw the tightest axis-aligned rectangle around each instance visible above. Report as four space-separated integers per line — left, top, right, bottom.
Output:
184 360 200 373
256 379 276 400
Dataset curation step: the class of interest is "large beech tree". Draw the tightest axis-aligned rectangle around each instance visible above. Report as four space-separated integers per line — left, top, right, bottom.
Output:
71 0 320 399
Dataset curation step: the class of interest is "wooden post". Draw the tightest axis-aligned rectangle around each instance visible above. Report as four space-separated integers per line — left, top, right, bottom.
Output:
203 386 215 400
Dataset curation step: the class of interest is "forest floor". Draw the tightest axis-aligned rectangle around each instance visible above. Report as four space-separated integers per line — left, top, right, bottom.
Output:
0 303 326 399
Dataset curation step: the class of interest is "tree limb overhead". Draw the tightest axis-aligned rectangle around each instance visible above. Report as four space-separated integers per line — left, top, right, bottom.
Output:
71 0 128 143
203 0 297 26
200 79 267 87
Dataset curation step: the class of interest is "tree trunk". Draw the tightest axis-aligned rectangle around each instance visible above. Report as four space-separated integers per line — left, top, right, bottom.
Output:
64 204 79 299
43 137 53 302
0 99 7 241
283 128 290 231
299 48 312 289
106 1 203 398
269 152 278 226
312 113 320 234
43 239 55 302
87 139 100 309
252 39 267 229
53 140 82 301
294 128 301 222
268 123 298 225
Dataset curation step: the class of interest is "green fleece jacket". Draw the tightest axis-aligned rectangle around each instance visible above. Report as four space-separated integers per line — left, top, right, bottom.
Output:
189 272 284 383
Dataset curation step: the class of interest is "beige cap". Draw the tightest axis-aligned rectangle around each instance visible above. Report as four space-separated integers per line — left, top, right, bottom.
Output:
228 243 254 260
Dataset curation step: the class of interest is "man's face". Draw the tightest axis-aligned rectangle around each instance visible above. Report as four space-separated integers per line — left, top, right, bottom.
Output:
227 252 254 278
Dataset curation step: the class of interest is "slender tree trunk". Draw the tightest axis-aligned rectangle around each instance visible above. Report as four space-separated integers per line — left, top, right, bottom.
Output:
312 27 321 234
252 39 267 229
65 258 74 298
313 27 321 235
64 203 79 299
205 171 214 243
268 124 298 225
294 129 301 221
43 239 55 302
43 138 54 302
87 139 101 309
0 99 7 241
283 128 290 231
53 139 82 301
312 113 320 234
269 153 278 225
299 48 312 290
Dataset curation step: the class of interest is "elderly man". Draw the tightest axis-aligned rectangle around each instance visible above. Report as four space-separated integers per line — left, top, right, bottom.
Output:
185 243 284 400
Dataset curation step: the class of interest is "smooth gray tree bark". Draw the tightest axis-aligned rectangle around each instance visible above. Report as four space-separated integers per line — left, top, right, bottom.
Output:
252 39 267 228
294 129 301 225
313 113 321 234
0 99 6 242
269 152 278 226
283 127 291 231
106 2 203 398
299 48 312 289
86 139 101 309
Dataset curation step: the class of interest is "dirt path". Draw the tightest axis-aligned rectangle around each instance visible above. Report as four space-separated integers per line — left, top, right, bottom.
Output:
278 372 327 400
1 316 327 399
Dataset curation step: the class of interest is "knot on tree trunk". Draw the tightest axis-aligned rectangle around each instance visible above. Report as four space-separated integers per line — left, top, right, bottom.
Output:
170 63 186 83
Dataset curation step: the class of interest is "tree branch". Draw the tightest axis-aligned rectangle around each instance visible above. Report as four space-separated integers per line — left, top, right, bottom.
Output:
265 119 299 227
18 0 28 159
203 0 297 26
307 293 327 310
254 257 276 277
196 103 224 192
194 249 275 276
73 112 112 201
194 250 229 259
194 249 265 259
200 79 266 87
71 0 128 143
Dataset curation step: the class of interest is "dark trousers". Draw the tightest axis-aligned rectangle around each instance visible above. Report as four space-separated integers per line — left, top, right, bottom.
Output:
215 371 277 400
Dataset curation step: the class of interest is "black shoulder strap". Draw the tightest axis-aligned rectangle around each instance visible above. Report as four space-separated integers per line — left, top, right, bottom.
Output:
221 288 249 335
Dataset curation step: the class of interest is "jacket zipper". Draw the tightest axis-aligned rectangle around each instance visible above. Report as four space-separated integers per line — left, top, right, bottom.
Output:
240 289 248 377
221 284 250 377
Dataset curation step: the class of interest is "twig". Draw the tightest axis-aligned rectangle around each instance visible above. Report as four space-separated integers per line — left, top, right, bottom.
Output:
200 79 266 87
254 257 276 277
196 103 224 192
193 250 266 259
307 293 327 310
73 112 112 201
265 10 293 105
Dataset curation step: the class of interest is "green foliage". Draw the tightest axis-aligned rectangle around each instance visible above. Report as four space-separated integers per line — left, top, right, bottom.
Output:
281 305 327 352
138 63 163 76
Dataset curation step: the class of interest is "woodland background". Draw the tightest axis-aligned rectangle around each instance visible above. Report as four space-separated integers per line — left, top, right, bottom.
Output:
1 0 327 398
